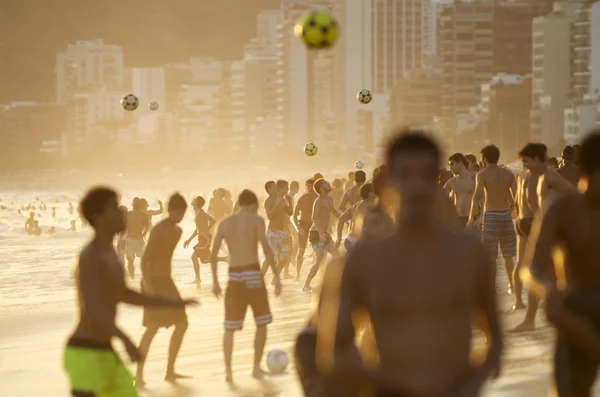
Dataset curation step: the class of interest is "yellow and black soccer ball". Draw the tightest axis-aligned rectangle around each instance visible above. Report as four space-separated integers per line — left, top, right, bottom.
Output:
304 142 318 156
294 10 339 50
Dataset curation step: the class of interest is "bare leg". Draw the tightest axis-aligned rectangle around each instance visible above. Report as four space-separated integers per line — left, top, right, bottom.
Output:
296 247 306 280
509 291 538 333
223 329 235 382
191 253 201 284
136 325 159 387
165 321 190 381
303 249 325 291
252 325 268 378
127 259 135 280
504 256 515 294
513 236 527 310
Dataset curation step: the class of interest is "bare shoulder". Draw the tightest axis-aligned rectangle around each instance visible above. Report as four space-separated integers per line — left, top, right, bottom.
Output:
552 190 582 210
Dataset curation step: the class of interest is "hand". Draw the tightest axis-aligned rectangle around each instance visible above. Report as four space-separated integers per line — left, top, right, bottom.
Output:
157 200 163 206
183 239 190 248
273 277 282 297
213 282 222 298
181 298 199 307
123 338 141 363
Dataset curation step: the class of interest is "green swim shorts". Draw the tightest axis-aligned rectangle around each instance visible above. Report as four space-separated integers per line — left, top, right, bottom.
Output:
63 343 137 397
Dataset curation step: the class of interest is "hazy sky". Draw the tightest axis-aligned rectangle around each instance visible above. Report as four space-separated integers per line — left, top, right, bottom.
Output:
0 0 280 102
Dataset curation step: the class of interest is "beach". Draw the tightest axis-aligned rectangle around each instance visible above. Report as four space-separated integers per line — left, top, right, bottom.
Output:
1 189 597 397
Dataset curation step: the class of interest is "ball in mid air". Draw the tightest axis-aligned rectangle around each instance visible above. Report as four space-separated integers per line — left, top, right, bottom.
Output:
121 93 139 111
148 101 159 111
304 142 318 156
294 10 339 50
357 89 372 104
355 159 364 169
266 349 289 373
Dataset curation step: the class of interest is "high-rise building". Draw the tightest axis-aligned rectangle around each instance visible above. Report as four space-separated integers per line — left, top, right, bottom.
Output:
131 68 166 115
389 69 443 128
55 40 125 103
256 10 281 46
530 1 582 150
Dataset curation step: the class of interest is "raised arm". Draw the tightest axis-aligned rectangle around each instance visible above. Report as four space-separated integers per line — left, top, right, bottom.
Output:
147 200 163 216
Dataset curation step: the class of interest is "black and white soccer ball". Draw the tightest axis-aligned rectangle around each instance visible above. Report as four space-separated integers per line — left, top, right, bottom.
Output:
357 89 372 104
121 93 139 111
148 101 159 111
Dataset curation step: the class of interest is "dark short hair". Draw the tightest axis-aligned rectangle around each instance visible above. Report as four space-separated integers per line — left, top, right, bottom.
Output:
265 181 275 193
548 157 559 168
276 180 289 190
465 154 477 164
519 142 547 162
306 178 314 186
238 189 258 206
193 196 206 208
359 183 374 200
313 178 327 195
385 129 441 170
562 145 575 160
580 130 600 175
348 171 355 178
168 192 187 211
79 186 118 227
290 180 299 189
314 173 324 180
481 145 500 164
372 169 387 196
355 170 367 183
448 153 468 168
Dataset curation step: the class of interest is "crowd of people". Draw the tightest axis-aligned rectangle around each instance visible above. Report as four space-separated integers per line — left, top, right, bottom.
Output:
61 127 600 397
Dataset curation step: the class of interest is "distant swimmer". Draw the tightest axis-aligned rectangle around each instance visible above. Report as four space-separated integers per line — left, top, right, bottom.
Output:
557 145 581 188
125 198 150 280
303 178 341 292
52 207 56 217
69 220 77 232
210 189 282 382
468 144 518 293
136 193 193 386
183 196 227 287
32 220 42 236
63 187 196 397
25 212 35 235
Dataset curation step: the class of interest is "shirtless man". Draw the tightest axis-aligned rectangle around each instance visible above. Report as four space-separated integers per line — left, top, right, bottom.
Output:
511 142 574 332
321 132 502 396
444 153 477 230
63 187 195 397
288 181 301 266
208 189 231 222
335 183 376 251
303 179 341 292
468 144 518 293
557 145 581 187
527 131 600 395
139 198 163 232
262 180 293 281
339 170 366 211
211 189 282 382
125 198 150 280
136 193 193 386
511 168 538 311
466 153 479 172
294 179 317 279
24 211 35 234
344 172 355 192
183 196 226 287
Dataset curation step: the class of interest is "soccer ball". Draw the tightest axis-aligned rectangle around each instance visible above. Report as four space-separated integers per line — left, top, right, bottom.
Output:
121 93 139 111
294 10 339 50
355 160 364 169
357 89 372 104
148 101 159 111
304 142 318 156
266 349 289 373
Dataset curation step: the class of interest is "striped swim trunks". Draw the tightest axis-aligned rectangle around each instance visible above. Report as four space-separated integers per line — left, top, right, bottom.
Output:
482 210 517 258
224 263 272 330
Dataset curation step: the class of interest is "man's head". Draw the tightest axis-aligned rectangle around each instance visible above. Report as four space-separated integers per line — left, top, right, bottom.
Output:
217 188 227 199
79 186 124 234
139 198 149 210
355 170 366 184
386 130 440 220
519 142 547 175
359 183 375 201
480 145 500 166
465 154 477 169
448 153 468 175
192 196 206 210
562 145 575 163
265 181 276 196
131 197 140 210
313 178 331 196
305 179 315 193
548 157 559 170
313 173 324 180
238 189 259 212
580 130 600 180
348 171 355 181
332 178 342 189
167 193 187 223
276 180 289 197
290 181 300 195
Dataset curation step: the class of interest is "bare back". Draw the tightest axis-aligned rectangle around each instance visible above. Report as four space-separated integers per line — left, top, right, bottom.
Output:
218 212 265 268
537 168 575 216
479 165 516 212
142 219 182 277
557 163 581 188
127 210 149 238
516 170 539 218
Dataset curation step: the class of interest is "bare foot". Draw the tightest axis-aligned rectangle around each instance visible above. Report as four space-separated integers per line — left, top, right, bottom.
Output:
134 376 145 389
508 322 535 333
302 286 311 292
225 371 233 383
512 302 526 310
252 368 268 379
164 373 192 383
